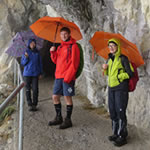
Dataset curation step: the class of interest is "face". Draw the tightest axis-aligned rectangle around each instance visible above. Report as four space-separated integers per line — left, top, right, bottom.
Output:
108 43 118 54
30 41 36 49
60 31 70 41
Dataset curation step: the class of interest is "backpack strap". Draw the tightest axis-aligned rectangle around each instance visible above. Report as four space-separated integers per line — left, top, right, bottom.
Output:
106 58 110 64
67 44 73 63
57 45 62 52
120 55 134 78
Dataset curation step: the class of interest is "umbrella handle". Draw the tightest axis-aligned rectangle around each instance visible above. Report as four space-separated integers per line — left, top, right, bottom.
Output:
53 23 60 46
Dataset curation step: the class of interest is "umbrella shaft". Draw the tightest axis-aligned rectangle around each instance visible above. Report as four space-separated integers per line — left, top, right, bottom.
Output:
53 23 60 44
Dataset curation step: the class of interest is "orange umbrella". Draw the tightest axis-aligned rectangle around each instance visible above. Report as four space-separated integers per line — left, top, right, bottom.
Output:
89 31 144 67
30 16 82 43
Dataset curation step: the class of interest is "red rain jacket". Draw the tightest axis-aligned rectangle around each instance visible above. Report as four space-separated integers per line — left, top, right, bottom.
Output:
50 37 80 83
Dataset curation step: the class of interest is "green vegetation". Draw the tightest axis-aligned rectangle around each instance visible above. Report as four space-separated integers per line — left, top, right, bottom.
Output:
0 106 15 125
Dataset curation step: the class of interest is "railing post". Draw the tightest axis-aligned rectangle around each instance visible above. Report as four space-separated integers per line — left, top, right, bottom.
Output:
14 59 17 86
0 59 25 150
18 86 24 150
17 63 20 108
0 83 25 115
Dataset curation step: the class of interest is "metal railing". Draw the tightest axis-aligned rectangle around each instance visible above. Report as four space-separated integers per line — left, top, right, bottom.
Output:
0 59 25 150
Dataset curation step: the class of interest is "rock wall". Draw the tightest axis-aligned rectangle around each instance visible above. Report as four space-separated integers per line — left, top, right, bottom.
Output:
0 0 47 83
0 0 150 129
42 0 150 129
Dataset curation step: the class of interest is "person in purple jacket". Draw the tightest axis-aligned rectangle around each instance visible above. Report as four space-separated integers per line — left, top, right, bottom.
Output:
21 39 42 111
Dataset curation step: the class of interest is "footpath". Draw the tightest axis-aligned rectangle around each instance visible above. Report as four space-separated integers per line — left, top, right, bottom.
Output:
3 77 150 150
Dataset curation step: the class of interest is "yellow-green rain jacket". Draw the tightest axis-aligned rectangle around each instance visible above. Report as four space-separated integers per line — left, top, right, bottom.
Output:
104 38 134 88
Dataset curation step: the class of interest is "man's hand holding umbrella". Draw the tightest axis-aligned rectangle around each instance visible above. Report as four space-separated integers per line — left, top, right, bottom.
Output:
50 46 56 52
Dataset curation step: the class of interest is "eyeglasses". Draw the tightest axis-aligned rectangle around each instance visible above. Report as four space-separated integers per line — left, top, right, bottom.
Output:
108 45 117 48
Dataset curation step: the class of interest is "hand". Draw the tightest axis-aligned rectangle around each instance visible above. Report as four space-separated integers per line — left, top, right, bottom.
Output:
25 52 28 58
38 75 42 80
102 64 108 70
50 46 56 52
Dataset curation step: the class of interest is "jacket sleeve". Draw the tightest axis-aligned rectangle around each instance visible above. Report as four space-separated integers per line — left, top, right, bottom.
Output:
50 48 59 64
118 56 134 80
21 53 29 66
64 44 80 83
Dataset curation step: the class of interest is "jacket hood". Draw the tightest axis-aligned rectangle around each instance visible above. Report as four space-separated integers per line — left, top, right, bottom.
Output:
27 38 36 48
61 36 76 46
108 38 121 57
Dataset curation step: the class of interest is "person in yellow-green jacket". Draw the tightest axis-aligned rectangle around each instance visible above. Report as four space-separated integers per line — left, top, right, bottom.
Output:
102 38 134 147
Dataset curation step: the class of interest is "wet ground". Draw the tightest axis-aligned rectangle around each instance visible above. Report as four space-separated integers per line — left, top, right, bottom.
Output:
1 77 150 150
21 77 150 150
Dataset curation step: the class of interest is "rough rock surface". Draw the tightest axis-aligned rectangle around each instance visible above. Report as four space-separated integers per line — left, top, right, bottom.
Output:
0 0 47 83
40 0 150 130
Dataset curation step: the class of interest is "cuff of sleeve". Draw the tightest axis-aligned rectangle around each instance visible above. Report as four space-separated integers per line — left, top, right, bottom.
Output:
118 74 121 79
63 80 70 84
50 51 56 54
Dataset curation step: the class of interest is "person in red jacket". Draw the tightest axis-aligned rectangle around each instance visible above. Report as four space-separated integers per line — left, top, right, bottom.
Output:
48 27 80 129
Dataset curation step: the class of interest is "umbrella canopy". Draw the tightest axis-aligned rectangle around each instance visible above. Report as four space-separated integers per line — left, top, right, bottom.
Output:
6 30 44 57
89 31 144 67
30 16 82 43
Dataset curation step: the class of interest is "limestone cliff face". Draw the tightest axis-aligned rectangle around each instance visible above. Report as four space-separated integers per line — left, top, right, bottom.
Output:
0 0 46 83
0 0 150 129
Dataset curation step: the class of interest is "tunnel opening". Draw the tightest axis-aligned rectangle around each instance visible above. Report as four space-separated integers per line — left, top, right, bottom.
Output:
40 41 60 78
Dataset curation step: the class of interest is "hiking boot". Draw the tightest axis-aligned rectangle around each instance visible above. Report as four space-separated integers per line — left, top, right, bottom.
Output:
113 136 127 147
59 118 72 129
108 134 118 142
32 105 38 111
28 106 33 111
48 116 63 126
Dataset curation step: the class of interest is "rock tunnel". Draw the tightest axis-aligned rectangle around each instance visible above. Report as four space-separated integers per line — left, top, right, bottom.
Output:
40 41 60 78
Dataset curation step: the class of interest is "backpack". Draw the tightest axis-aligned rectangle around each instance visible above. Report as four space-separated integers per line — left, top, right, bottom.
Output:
69 43 84 78
121 56 139 92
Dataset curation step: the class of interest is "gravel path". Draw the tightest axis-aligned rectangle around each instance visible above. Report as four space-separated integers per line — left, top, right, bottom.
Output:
21 77 150 150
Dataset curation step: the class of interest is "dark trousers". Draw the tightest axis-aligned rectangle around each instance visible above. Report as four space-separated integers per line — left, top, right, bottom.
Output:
24 76 39 106
108 89 128 138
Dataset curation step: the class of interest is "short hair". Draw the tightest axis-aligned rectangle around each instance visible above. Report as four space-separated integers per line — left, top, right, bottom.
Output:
60 27 71 34
108 41 118 46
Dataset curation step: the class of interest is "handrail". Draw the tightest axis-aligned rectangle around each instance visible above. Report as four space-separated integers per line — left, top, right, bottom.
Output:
0 59 25 150
0 82 25 114
0 60 25 114
17 60 25 150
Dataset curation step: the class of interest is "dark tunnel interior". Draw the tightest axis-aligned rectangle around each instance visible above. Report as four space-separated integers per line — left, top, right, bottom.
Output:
40 41 60 78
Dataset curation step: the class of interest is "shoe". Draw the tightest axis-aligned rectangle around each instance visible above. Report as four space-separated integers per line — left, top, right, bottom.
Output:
48 116 63 126
113 136 127 147
108 134 118 142
32 105 38 111
28 106 33 111
59 118 72 129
